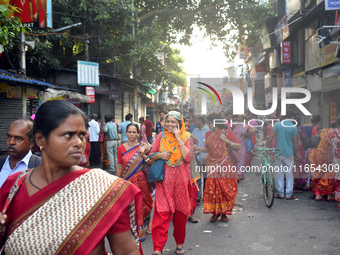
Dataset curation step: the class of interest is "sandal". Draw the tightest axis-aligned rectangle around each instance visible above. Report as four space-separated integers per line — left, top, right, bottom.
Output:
286 195 298 200
188 216 199 223
209 214 220 222
147 229 152 234
275 194 284 199
175 247 185 254
221 215 228 222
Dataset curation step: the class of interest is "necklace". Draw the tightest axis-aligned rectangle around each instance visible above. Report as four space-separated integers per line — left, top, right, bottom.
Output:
29 167 41 190
127 141 139 147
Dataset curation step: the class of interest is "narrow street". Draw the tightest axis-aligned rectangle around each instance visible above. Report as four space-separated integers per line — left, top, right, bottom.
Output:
139 156 340 255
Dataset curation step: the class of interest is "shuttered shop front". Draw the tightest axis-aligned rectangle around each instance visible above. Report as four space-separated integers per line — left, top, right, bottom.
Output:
0 97 22 153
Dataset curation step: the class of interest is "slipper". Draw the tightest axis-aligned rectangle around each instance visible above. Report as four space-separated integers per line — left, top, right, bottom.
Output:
210 214 220 222
221 215 228 222
140 237 145 242
175 247 185 254
286 196 298 200
188 216 199 223
275 194 284 199
147 229 152 234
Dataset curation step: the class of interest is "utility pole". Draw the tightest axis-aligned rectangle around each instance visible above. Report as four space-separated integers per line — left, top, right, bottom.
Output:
20 28 27 118
132 0 138 122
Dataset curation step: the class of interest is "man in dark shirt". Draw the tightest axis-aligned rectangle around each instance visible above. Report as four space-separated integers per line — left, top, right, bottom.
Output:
155 111 166 135
144 114 154 144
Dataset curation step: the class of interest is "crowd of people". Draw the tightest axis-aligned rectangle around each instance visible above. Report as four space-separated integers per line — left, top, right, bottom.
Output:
0 100 339 254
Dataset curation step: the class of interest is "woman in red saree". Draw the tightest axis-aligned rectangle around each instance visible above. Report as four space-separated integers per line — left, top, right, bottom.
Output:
117 123 153 242
0 100 142 255
195 113 240 223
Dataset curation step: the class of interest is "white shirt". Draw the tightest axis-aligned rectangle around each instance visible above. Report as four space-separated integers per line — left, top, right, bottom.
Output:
0 151 32 188
89 119 100 142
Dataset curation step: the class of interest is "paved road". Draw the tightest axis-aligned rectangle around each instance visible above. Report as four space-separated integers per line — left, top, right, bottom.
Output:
139 156 340 255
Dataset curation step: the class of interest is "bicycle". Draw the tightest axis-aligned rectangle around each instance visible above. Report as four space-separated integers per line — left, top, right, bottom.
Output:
251 147 281 208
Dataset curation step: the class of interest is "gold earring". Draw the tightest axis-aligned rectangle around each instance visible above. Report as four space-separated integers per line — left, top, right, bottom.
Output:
40 146 43 151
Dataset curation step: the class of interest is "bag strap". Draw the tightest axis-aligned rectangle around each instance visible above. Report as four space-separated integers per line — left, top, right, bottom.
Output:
0 157 7 172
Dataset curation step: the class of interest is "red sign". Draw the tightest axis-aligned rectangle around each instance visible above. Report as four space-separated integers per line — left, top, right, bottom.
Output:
86 86 95 103
281 41 291 64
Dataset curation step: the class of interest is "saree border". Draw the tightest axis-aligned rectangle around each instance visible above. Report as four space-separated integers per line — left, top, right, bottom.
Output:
55 178 129 254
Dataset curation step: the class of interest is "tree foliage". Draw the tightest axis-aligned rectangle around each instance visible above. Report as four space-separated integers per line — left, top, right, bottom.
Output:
1 0 273 86
0 4 21 46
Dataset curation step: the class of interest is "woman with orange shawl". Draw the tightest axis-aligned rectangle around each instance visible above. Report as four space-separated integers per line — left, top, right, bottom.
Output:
195 113 240 223
307 128 335 201
142 111 191 255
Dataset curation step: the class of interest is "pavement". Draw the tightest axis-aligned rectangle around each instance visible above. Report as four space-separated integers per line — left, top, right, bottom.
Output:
138 155 340 255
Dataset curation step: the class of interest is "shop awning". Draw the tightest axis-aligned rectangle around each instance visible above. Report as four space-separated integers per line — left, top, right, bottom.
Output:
0 69 65 89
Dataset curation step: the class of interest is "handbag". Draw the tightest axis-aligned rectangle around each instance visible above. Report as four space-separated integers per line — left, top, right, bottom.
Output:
147 152 165 182
147 132 165 182
246 137 254 152
229 147 241 164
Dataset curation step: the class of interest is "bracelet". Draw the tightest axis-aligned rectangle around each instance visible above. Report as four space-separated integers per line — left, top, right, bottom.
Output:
145 157 150 163
179 142 184 146
230 142 234 147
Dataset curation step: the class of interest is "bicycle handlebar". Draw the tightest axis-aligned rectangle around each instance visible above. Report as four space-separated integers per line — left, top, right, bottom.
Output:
251 147 282 158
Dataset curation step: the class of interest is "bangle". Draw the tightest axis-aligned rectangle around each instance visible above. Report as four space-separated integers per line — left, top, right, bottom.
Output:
145 157 150 162
179 142 184 146
230 142 234 147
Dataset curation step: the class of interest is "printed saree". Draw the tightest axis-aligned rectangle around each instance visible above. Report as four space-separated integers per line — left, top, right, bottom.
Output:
0 169 142 255
203 129 238 215
307 129 336 196
121 142 153 231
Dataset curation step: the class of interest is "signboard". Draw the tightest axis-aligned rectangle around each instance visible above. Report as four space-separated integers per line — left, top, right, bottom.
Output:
322 65 340 91
281 41 291 64
275 15 290 44
77 61 99 86
305 34 319 71
330 97 337 121
2 0 52 28
292 72 306 88
86 86 95 103
325 0 340 10
109 91 120 100
319 43 337 67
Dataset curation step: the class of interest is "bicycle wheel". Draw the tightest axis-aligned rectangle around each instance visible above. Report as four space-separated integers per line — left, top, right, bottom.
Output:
262 168 275 208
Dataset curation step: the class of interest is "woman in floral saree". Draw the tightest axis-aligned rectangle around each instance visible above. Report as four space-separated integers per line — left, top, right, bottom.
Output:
117 123 153 242
329 117 340 208
0 100 142 255
307 128 335 201
195 113 240 223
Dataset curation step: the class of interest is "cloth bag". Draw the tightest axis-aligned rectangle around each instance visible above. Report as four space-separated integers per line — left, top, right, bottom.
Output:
246 137 254 152
147 152 165 182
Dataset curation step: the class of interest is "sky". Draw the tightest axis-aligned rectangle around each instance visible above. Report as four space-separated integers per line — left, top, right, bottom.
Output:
173 28 229 79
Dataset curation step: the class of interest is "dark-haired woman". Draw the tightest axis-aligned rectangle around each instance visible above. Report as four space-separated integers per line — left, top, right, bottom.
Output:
144 111 191 255
139 117 148 143
0 100 142 255
117 123 153 243
195 113 240 223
